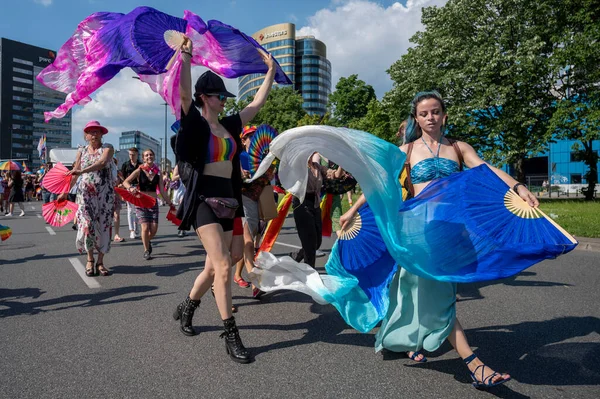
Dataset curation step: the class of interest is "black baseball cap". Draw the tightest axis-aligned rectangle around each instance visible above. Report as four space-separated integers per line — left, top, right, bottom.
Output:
194 70 235 97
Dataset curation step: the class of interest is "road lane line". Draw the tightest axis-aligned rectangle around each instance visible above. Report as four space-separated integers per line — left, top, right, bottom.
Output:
37 214 42 219
272 242 328 257
30 206 36 210
69 258 101 288
272 242 302 249
45 226 56 235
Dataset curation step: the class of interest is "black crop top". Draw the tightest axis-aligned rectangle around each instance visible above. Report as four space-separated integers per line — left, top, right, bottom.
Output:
139 170 159 192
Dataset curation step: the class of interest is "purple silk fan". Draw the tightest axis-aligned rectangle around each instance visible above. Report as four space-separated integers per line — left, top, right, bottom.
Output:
37 7 292 122
131 10 188 74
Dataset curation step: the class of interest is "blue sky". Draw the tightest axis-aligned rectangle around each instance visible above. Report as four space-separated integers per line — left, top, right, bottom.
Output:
1 0 446 160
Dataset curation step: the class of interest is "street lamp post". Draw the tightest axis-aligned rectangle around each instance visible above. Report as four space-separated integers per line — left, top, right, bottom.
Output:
163 102 168 172
132 76 170 171
159 138 164 170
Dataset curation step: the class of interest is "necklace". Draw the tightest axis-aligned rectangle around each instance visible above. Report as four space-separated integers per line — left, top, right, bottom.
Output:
421 135 442 158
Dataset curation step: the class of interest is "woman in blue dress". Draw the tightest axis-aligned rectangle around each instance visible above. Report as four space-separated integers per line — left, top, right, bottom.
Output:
340 91 538 389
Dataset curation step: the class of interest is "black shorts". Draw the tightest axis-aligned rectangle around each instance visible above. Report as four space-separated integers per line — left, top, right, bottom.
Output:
192 175 235 232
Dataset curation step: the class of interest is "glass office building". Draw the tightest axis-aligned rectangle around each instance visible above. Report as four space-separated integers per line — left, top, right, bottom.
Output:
238 23 331 116
295 37 332 116
119 130 161 164
0 38 71 169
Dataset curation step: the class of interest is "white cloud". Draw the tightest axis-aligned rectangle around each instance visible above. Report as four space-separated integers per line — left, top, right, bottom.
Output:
33 0 52 6
71 67 238 160
297 0 448 97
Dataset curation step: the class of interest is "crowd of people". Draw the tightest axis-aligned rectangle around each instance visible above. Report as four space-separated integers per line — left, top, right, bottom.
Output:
5 35 548 391
1 169 45 217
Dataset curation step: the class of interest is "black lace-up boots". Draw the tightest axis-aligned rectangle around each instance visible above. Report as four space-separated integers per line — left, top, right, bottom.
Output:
173 296 200 336
220 316 251 364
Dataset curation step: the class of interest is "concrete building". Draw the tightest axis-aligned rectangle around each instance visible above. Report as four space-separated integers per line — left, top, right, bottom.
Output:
0 38 71 169
238 23 332 116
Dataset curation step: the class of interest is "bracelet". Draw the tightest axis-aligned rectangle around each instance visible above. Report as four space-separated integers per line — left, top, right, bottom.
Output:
513 183 525 193
181 51 192 57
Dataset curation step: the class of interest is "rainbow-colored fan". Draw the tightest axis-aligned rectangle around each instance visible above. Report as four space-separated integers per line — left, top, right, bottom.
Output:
247 124 278 175
0 224 12 241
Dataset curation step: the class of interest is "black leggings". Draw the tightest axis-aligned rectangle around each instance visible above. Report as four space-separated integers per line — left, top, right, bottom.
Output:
192 175 234 232
292 194 322 267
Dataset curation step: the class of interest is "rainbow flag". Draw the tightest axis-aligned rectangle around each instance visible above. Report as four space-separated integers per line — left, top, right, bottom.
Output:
0 224 12 241
37 135 46 159
256 193 293 258
320 193 334 237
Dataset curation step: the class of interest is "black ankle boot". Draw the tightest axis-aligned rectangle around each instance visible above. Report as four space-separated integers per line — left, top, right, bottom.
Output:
220 317 251 364
173 296 200 336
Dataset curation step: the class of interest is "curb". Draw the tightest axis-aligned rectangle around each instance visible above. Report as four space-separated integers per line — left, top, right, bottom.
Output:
574 237 600 253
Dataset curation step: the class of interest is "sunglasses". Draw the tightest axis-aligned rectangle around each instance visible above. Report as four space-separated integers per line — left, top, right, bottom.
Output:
209 94 227 102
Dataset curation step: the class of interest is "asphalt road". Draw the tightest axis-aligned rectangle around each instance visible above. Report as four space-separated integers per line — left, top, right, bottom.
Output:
1 202 599 399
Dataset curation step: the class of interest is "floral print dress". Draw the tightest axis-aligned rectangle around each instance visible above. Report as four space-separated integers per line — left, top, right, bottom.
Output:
76 145 115 254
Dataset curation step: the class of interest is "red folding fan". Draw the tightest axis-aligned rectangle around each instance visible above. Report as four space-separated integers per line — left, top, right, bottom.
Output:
166 205 182 226
42 199 78 227
42 162 72 194
115 187 157 208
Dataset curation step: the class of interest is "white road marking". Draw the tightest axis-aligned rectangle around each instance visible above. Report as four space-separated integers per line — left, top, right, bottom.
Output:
45 226 56 235
69 258 101 289
30 206 36 210
271 242 328 257
37 214 42 219
272 242 302 249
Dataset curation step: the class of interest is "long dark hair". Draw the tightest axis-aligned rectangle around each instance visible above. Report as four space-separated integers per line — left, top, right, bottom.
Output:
403 91 447 144
12 170 23 183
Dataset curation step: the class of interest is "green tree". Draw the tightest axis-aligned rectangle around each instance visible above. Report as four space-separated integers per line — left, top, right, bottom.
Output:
296 112 336 127
248 86 307 132
329 74 377 126
350 99 397 144
221 97 249 117
385 0 562 181
547 0 600 200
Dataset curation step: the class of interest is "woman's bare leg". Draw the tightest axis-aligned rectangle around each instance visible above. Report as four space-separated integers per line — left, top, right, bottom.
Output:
447 318 510 384
190 223 233 320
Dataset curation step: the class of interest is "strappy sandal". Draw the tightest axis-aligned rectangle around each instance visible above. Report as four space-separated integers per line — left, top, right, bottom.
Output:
464 354 511 389
96 262 110 276
407 351 427 363
85 260 96 277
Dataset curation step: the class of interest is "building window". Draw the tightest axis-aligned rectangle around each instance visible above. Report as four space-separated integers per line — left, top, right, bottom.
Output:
571 174 582 184
13 58 33 66
13 95 34 103
13 76 33 84
13 86 33 94
13 67 33 75
570 152 580 162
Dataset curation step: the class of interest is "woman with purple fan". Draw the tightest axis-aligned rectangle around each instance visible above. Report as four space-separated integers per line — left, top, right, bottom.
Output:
340 91 538 389
171 36 276 364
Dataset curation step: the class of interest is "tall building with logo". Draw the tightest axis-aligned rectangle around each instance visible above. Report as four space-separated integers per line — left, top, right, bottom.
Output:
118 130 162 166
238 23 332 116
0 38 71 168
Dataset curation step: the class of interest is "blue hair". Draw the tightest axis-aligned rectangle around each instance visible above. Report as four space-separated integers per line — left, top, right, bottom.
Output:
403 90 447 144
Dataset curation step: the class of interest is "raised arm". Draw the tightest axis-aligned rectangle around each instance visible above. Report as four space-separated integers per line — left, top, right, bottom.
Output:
179 37 193 115
171 165 180 181
239 50 276 125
